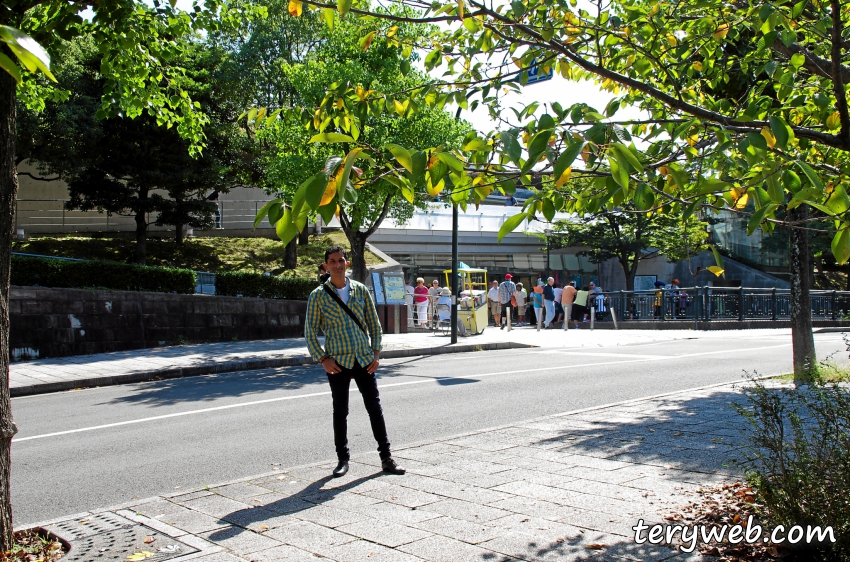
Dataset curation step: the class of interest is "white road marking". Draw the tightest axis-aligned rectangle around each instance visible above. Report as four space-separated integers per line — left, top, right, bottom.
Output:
13 343 791 443
539 351 672 359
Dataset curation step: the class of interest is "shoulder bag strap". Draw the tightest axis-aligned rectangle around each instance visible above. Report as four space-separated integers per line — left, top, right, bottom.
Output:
323 283 368 336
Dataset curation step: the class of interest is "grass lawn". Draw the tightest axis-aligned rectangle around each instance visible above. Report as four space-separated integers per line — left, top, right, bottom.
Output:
12 230 383 277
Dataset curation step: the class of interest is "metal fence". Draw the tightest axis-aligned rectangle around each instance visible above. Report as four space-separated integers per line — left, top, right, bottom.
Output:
597 287 850 322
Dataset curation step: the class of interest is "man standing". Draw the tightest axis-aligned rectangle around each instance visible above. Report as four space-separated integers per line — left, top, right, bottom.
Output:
498 274 517 329
562 281 577 330
305 245 405 477
543 277 556 328
488 280 500 327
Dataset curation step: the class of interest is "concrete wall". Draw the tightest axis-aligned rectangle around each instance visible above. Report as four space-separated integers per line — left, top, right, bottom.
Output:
10 286 308 360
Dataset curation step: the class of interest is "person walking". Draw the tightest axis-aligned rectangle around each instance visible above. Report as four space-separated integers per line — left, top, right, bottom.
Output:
561 281 577 330
428 279 441 327
543 277 556 328
497 274 517 329
654 280 666 319
488 280 500 327
515 283 527 326
304 245 405 477
573 285 590 328
532 280 545 329
414 278 429 327
404 279 415 326
589 281 605 320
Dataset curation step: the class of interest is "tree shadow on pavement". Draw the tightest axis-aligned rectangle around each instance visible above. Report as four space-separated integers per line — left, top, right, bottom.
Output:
466 387 751 561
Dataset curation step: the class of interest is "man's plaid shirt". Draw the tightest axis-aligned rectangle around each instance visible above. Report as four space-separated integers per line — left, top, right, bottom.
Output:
498 280 516 304
305 278 383 369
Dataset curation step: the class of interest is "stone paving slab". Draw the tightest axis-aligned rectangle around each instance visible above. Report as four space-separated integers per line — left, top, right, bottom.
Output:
20 381 761 561
10 328 782 396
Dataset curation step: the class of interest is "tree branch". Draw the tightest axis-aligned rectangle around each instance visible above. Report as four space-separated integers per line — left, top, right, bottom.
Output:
771 39 850 83
469 4 850 150
17 172 60 182
363 193 394 238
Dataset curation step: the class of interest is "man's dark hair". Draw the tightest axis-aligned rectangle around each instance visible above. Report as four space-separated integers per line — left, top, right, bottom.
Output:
324 245 347 263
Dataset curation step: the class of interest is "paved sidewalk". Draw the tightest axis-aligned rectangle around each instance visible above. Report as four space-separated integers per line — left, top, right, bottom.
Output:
24 382 753 562
10 326 762 397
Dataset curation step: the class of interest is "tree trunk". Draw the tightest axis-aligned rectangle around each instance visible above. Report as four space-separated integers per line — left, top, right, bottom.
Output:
788 205 816 381
346 231 368 283
298 226 309 245
134 190 148 265
175 195 184 245
284 237 297 269
0 65 19 551
619 257 638 291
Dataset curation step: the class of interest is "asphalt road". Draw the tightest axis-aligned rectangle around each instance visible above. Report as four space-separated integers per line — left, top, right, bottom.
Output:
12 331 848 526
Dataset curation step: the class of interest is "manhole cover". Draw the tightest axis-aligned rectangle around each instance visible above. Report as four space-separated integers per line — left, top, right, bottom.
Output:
49 513 199 561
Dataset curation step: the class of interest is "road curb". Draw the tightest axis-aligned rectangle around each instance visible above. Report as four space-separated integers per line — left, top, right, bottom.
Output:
10 341 530 397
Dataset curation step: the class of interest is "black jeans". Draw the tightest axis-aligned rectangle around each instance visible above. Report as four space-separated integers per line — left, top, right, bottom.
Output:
327 360 391 462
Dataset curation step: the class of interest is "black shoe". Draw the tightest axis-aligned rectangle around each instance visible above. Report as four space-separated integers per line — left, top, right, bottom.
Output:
332 461 349 477
381 458 405 475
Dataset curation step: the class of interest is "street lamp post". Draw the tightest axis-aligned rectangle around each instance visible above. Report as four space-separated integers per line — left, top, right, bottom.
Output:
544 228 552 279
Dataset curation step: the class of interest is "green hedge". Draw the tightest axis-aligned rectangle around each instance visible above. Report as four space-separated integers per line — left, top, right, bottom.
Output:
11 256 196 294
215 271 317 300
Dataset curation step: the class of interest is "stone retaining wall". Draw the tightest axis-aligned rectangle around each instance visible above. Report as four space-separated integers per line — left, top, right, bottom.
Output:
10 286 308 359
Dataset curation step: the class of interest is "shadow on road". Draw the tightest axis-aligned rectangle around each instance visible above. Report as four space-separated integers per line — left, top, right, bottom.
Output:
100 361 447 408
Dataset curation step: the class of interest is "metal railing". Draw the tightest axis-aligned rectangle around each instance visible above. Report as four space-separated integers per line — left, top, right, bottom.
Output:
597 287 850 322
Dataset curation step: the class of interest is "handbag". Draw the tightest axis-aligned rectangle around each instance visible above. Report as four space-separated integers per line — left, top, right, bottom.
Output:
323 282 368 336
510 294 517 307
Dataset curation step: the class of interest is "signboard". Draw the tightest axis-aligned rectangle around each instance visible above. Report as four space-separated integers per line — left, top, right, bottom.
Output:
526 59 554 85
382 273 407 305
371 272 385 305
634 275 658 292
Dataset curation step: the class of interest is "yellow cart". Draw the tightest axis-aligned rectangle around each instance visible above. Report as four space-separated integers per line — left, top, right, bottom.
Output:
443 267 489 335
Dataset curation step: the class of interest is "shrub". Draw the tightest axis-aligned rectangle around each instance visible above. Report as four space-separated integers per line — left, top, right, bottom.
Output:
735 376 850 561
215 271 316 300
11 255 196 294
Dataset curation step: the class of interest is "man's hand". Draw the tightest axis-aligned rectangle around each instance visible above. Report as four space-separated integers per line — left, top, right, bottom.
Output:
366 351 380 375
321 356 341 374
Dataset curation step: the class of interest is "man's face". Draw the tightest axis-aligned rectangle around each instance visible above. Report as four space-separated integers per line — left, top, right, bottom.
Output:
548 279 554 286
590 282 596 290
324 252 349 276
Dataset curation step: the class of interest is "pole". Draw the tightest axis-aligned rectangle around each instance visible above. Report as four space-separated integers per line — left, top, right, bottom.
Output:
738 286 744 322
546 234 551 279
771 287 777 321
451 203 458 344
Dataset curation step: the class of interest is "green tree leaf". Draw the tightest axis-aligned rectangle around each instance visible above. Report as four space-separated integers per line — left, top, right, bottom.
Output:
497 211 528 242
309 132 356 143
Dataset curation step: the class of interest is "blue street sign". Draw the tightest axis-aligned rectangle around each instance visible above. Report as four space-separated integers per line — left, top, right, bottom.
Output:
525 60 553 84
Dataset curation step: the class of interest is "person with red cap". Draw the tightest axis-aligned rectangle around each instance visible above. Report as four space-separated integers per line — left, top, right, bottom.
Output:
497 273 517 330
